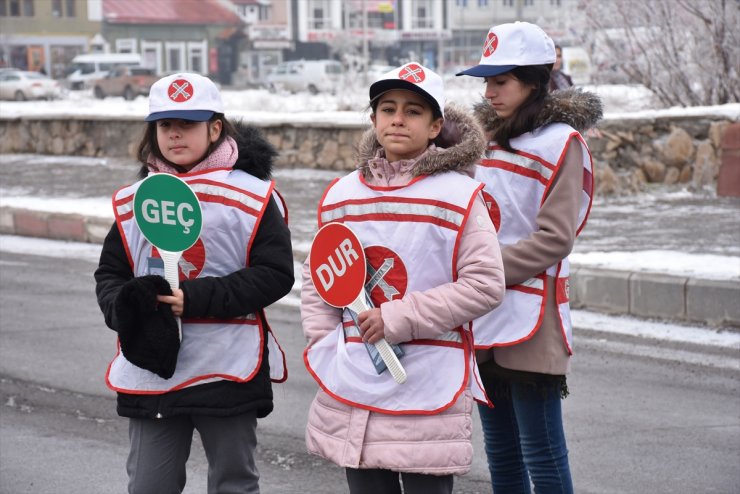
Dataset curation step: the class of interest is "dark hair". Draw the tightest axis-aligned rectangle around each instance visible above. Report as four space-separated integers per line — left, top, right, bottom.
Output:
136 113 236 177
492 64 552 152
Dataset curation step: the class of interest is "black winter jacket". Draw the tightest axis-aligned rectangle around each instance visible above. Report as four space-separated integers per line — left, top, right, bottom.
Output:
94 121 294 419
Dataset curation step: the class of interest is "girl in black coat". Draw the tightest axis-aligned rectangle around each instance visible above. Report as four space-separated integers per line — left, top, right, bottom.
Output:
94 73 293 494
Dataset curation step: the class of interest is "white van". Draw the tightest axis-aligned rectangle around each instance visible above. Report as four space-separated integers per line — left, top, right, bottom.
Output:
66 53 142 90
560 46 593 85
265 60 343 94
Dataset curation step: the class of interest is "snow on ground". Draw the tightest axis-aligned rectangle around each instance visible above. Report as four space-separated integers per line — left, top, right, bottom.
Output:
1 79 738 122
1 83 738 280
570 250 739 281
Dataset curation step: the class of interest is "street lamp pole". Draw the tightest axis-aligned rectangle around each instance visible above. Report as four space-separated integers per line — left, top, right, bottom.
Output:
362 0 369 85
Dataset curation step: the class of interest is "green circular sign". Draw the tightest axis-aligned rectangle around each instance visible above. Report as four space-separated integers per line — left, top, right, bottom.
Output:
133 174 202 252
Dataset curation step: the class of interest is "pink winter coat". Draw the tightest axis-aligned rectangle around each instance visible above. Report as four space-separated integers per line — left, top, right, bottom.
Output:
301 106 506 475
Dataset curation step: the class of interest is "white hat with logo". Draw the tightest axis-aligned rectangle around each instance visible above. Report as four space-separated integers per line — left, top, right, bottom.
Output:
145 72 224 122
457 22 556 77
369 62 445 118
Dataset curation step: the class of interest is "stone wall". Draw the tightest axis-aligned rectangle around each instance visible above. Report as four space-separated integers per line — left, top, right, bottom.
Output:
0 112 735 194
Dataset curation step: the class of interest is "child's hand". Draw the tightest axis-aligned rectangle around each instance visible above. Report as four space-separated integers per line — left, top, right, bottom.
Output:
357 308 385 344
157 288 184 317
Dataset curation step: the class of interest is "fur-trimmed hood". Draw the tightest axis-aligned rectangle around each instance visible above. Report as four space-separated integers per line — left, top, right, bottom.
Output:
232 120 277 180
355 104 487 178
473 87 603 135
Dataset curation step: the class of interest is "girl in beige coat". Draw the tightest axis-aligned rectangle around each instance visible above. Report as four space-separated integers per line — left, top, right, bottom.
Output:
457 22 603 493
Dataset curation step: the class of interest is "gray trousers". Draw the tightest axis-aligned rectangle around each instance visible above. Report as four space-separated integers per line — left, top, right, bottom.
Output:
345 468 454 494
127 411 259 494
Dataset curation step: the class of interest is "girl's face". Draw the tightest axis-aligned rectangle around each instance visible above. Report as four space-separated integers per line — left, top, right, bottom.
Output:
484 73 535 120
371 89 443 163
156 119 222 170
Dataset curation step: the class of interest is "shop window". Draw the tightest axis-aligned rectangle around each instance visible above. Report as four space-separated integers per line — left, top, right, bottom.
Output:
116 38 137 54
165 42 185 72
308 0 330 30
188 41 207 74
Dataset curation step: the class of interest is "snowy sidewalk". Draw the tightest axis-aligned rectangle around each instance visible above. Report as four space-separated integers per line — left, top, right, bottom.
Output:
0 155 738 327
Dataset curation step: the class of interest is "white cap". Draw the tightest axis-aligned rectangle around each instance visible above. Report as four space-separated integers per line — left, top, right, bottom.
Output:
369 62 445 118
457 22 555 77
145 72 224 122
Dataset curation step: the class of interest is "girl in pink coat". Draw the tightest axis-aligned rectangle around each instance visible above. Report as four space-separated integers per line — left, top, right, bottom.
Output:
301 63 505 494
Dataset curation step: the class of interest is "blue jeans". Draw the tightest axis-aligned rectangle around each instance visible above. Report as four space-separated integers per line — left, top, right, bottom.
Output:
477 382 573 494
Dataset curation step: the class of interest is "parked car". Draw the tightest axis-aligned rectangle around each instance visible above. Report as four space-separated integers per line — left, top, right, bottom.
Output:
92 66 158 100
265 60 343 94
0 70 62 101
66 53 142 90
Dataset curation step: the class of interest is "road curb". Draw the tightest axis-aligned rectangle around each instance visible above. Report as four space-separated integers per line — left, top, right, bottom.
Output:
570 267 740 327
0 206 111 244
2 207 738 327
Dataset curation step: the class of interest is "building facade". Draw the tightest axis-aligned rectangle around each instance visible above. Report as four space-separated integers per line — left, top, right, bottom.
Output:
0 0 587 85
0 0 102 78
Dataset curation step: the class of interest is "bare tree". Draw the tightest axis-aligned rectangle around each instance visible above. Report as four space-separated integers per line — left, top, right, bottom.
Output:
583 0 739 107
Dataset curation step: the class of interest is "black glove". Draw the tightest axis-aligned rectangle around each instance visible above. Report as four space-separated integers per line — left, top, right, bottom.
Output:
113 275 180 379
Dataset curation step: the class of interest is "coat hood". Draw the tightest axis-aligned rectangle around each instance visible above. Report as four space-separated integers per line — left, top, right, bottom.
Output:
473 87 603 135
232 120 277 180
355 104 486 178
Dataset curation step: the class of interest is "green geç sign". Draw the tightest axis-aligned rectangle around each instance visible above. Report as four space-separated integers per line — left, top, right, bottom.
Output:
133 174 202 252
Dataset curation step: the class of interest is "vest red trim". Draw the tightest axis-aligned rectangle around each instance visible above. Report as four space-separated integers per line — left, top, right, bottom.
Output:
472 125 592 350
305 171 490 413
106 169 287 392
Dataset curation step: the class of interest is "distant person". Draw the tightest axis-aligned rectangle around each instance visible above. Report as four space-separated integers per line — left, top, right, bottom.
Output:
301 63 505 494
549 44 574 92
94 72 294 493
457 22 602 493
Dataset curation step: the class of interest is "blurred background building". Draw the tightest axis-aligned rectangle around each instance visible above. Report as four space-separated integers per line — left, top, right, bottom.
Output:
0 0 586 85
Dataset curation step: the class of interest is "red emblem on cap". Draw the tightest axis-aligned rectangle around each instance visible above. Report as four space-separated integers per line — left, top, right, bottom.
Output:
168 79 193 103
399 63 425 84
483 32 499 57
153 238 206 280
364 246 407 307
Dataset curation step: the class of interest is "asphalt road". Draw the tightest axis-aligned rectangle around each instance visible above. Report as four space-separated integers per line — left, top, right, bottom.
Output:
0 247 739 493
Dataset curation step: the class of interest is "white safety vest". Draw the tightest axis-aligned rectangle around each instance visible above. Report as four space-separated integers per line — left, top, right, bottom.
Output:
472 124 593 352
305 171 489 414
106 168 287 394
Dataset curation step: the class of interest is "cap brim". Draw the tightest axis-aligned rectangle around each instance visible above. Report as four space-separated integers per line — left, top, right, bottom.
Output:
369 79 442 116
456 64 518 77
145 110 215 122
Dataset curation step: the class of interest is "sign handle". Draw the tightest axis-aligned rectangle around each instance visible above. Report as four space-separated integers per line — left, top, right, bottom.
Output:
159 249 183 342
346 296 407 385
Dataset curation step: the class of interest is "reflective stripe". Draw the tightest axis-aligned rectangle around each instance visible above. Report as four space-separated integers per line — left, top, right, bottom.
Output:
189 182 264 212
484 149 553 181
520 276 544 290
115 179 266 218
321 201 465 227
116 200 133 217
